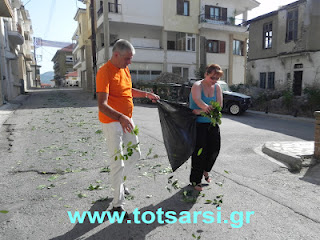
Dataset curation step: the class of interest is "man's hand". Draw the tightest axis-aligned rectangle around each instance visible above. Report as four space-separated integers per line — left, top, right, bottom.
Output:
146 92 160 103
119 114 134 133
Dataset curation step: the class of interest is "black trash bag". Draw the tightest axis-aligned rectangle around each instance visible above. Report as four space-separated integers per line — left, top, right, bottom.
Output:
157 100 197 172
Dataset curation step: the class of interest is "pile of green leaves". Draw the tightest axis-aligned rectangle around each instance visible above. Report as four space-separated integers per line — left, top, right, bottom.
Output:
201 100 222 126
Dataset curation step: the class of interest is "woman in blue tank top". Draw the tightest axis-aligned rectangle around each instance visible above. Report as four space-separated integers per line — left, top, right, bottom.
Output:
189 64 223 191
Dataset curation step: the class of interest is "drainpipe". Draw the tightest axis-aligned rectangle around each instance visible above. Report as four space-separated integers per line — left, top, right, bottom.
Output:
103 0 109 61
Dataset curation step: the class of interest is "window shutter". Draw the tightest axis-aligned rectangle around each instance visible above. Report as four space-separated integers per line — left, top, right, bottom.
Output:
177 0 183 15
206 40 210 52
205 5 210 19
222 8 227 21
219 41 226 53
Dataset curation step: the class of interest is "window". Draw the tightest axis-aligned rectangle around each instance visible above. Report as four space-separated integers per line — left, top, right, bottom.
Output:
205 5 227 21
81 47 85 61
172 67 182 76
100 33 104 47
260 72 275 89
176 33 195 51
186 34 195 51
130 70 162 82
267 72 275 89
233 40 244 56
294 64 303 69
167 41 175 50
207 40 226 53
66 56 73 63
286 9 298 42
172 67 188 81
177 0 189 16
260 72 266 89
263 22 272 49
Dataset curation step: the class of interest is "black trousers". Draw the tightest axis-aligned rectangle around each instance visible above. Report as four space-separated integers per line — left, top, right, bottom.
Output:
190 123 221 185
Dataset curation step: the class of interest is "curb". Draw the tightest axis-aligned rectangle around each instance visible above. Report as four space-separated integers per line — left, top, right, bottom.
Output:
262 143 302 171
247 110 315 123
262 141 315 171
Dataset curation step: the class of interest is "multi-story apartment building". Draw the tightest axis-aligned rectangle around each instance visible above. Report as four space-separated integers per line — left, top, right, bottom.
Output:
0 0 35 105
246 0 320 95
72 8 93 91
52 44 74 87
78 0 259 87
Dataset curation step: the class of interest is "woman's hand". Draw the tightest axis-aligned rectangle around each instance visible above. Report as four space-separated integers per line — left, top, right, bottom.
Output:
202 104 213 114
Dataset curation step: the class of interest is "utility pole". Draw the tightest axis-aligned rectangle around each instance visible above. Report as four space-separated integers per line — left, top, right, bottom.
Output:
90 0 97 99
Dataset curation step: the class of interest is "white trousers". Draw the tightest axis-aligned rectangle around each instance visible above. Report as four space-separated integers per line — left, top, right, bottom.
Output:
102 119 141 208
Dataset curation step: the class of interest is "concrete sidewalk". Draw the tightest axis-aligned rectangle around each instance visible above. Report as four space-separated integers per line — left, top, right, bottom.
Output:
0 94 30 127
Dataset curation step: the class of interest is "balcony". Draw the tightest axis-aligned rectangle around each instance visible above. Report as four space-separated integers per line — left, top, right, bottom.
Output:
25 53 33 61
8 30 24 45
97 3 122 17
73 58 81 69
198 14 247 33
0 0 13 18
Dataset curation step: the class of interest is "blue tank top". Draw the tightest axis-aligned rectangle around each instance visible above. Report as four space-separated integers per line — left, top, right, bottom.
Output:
189 83 217 123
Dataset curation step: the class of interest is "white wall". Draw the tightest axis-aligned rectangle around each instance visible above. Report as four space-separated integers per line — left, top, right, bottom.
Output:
248 51 320 90
109 0 163 27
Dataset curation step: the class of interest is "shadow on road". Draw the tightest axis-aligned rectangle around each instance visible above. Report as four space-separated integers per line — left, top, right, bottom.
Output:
86 187 198 240
223 112 314 141
50 198 112 240
300 163 320 185
51 186 198 240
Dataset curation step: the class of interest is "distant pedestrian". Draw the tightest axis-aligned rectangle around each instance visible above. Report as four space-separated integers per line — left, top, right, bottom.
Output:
96 39 160 217
189 64 223 191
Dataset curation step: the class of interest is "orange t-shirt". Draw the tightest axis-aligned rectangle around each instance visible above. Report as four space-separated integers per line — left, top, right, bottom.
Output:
96 61 133 123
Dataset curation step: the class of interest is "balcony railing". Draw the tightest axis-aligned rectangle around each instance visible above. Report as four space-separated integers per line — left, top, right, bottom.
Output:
199 14 244 27
97 3 122 17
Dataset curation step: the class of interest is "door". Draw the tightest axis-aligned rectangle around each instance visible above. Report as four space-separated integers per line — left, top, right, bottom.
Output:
293 71 303 96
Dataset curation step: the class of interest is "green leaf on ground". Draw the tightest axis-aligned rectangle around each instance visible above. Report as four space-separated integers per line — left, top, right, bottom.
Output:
88 184 101 191
77 193 87 198
100 167 110 173
48 175 59 181
0 210 9 214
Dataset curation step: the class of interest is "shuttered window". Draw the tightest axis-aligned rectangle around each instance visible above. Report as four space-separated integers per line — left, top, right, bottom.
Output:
177 0 189 16
207 40 226 53
263 22 272 49
286 9 298 42
205 5 227 21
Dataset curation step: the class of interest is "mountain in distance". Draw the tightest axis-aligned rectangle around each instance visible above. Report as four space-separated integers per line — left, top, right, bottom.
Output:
40 71 54 84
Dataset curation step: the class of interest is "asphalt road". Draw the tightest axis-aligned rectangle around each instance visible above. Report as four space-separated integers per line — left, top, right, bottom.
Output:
0 89 319 240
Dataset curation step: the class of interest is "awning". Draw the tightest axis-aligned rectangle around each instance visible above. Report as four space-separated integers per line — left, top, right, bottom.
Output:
0 0 13 18
8 31 24 45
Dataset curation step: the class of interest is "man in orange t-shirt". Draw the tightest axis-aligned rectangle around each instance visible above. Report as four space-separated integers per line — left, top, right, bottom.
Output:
96 39 159 217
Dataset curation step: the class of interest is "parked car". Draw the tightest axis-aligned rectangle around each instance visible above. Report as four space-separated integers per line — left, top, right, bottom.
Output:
180 80 251 115
217 81 251 115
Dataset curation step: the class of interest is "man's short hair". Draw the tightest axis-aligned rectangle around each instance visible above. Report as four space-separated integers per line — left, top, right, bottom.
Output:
112 39 135 55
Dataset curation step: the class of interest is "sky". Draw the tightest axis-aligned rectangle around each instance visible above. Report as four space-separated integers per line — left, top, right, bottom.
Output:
22 0 297 74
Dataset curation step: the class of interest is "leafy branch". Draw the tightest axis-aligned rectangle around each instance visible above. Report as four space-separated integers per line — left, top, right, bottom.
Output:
201 101 222 126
